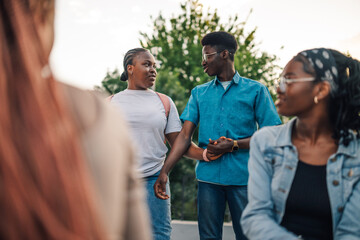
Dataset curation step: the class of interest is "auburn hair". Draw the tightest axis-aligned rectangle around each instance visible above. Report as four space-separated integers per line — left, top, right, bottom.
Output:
0 0 106 239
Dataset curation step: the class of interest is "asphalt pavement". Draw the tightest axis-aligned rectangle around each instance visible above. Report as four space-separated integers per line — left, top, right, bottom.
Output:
171 220 235 240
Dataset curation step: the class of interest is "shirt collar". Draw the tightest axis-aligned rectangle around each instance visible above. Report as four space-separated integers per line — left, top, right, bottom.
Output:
214 71 240 85
275 117 358 158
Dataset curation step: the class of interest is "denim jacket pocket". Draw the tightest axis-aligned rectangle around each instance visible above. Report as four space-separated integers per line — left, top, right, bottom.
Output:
264 148 285 177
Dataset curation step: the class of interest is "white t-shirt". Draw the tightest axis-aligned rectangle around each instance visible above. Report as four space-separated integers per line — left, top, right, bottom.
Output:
220 80 231 90
111 89 182 177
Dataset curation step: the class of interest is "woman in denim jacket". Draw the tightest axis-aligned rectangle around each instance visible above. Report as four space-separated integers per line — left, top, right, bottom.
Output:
241 48 360 240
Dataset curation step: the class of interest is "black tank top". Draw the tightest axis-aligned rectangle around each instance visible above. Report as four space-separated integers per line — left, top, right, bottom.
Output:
280 160 333 240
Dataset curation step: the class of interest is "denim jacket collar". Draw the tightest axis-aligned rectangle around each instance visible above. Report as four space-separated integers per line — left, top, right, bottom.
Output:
275 117 358 158
274 118 296 148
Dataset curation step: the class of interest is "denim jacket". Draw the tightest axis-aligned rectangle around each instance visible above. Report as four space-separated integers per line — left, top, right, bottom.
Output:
241 118 360 240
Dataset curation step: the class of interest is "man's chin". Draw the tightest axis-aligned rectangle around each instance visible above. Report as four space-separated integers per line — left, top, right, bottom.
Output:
207 71 216 77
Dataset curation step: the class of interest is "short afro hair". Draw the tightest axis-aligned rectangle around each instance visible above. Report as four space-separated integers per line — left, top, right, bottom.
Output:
201 31 238 61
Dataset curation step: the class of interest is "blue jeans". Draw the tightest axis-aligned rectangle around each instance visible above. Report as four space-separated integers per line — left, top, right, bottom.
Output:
197 181 248 240
144 172 172 240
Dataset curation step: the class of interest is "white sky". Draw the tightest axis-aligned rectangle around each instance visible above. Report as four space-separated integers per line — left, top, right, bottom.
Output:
51 0 360 89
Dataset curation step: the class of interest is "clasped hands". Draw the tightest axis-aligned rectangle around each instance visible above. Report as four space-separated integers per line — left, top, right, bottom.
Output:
154 136 234 200
205 136 234 161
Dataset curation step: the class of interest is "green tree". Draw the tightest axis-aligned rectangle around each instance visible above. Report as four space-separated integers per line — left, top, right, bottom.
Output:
140 0 279 103
100 68 127 95
98 0 280 220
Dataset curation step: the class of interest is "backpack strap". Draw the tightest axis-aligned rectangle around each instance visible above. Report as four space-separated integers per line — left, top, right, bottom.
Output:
156 92 170 144
155 92 170 118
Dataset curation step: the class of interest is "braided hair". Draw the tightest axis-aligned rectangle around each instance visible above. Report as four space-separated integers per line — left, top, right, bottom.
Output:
328 50 360 145
120 48 148 81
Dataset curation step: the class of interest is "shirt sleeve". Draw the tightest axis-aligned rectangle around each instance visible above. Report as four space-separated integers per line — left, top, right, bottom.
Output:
180 87 199 126
241 131 299 240
255 84 282 128
164 97 182 134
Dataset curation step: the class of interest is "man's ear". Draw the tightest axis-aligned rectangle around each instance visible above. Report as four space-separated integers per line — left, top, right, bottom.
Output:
221 50 229 60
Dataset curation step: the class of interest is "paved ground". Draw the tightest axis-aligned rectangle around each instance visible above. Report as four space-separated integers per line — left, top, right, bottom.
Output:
171 220 235 240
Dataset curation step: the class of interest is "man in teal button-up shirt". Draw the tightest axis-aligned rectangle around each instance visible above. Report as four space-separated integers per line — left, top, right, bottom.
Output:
181 71 280 185
154 31 281 240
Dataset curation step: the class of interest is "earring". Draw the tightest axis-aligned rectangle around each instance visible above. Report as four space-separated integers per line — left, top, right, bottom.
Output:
314 96 318 104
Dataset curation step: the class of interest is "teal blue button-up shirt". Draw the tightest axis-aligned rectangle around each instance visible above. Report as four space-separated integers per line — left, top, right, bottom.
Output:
180 72 281 185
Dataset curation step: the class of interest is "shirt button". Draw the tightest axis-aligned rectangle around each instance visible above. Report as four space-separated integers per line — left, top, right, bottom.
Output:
333 180 339 186
330 157 336 162
278 188 286 193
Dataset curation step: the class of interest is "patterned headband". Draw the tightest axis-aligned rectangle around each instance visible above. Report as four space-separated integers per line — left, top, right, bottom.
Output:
299 48 339 94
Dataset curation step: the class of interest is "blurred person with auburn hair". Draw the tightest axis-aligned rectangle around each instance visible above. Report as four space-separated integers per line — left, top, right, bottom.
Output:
241 48 360 239
0 0 151 239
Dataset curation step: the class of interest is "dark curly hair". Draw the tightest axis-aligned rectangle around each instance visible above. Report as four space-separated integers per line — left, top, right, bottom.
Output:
201 31 237 61
294 50 360 146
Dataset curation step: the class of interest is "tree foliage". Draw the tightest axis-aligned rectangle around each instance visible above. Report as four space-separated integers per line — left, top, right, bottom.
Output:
100 68 127 95
99 0 280 220
140 0 279 105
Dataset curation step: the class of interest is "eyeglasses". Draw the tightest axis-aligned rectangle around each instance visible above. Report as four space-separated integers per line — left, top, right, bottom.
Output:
202 51 219 62
277 76 316 92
